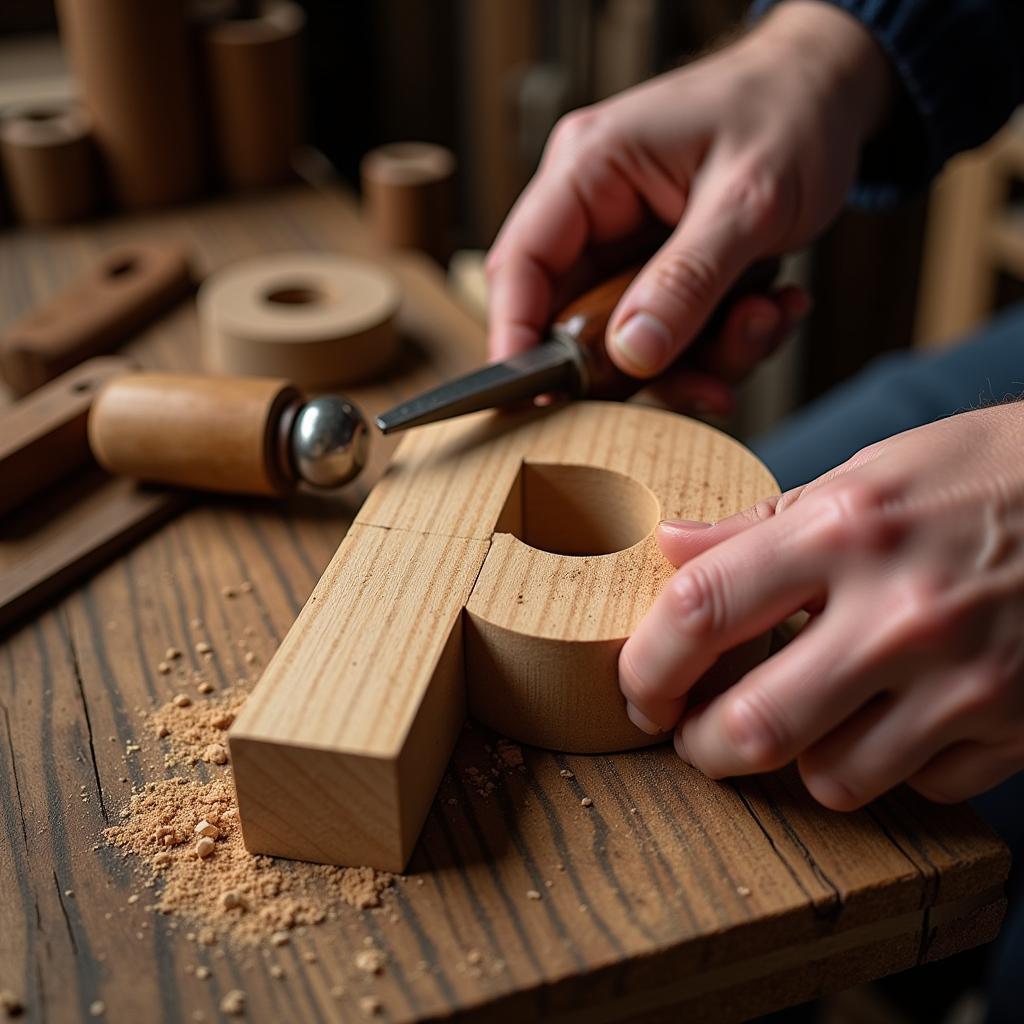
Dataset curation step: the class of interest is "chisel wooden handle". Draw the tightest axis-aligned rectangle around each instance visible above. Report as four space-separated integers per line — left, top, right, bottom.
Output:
88 373 367 496
552 258 781 400
0 241 194 396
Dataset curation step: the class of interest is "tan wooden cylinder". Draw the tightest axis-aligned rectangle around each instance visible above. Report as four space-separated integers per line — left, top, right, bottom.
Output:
198 253 400 388
360 143 456 264
56 0 204 209
0 104 98 225
88 373 302 496
204 1 305 189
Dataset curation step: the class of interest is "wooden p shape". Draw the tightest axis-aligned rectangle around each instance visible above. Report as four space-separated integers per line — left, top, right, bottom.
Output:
230 401 778 870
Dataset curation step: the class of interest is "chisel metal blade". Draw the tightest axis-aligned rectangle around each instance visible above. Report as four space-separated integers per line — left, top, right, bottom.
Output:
375 341 581 435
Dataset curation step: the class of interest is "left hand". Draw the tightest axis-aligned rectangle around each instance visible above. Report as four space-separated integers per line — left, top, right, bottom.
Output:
619 403 1024 809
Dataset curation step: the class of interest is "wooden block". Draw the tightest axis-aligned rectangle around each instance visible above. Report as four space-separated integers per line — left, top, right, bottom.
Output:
231 400 778 869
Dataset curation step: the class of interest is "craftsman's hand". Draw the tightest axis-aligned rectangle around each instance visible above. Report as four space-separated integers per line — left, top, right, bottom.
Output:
620 403 1024 809
486 1 892 414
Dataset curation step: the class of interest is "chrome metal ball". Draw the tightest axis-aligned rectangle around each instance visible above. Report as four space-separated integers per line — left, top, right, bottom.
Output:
290 395 368 488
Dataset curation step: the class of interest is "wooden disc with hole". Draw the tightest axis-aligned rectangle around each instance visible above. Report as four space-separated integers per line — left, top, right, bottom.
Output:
198 253 400 388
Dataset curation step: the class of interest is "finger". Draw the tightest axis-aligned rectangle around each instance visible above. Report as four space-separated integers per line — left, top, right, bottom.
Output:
675 611 872 778
619 508 824 732
606 165 783 377
655 495 790 567
703 294 782 381
632 371 736 417
908 740 1024 804
485 173 591 360
797 684 968 811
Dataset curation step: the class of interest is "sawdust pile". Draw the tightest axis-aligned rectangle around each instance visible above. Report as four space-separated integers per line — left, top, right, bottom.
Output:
104 675 394 948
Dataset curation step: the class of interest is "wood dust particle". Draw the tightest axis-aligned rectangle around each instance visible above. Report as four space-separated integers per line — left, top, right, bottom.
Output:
88 1001 104 1017
354 948 386 974
172 695 191 709
359 996 382 1017
219 990 245 1016
195 642 212 656
203 743 228 765
580 797 593 808
103 776 394 947
269 965 284 979
270 931 290 947
496 739 524 768
157 662 171 675
559 769 574 779
222 586 237 599
244 652 257 666
737 885 752 897
196 837 215 859
526 889 541 901
197 682 214 695
1 990 23 1017
165 647 182 661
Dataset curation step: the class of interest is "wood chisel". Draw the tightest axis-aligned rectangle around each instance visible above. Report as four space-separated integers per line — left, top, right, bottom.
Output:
376 259 779 434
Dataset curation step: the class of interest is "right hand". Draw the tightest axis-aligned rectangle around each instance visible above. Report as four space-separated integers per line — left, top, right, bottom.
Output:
485 1 893 414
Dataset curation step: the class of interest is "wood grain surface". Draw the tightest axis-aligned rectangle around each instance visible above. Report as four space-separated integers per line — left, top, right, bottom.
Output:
0 187 1010 1024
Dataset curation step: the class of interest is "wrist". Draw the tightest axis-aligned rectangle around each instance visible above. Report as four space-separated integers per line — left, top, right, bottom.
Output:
750 1 894 144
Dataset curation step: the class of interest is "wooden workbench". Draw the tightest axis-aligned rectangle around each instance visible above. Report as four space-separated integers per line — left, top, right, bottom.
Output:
0 187 1009 1023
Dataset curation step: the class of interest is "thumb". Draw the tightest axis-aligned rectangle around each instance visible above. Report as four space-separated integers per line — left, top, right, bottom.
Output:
607 171 781 378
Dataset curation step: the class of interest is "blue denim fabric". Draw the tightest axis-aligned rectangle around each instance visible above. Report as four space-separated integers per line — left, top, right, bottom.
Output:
749 0 1024 205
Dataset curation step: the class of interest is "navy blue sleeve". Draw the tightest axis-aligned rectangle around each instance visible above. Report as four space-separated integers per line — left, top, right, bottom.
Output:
750 0 1024 206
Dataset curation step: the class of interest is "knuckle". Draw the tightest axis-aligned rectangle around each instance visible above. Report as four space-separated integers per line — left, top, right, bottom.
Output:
803 478 892 552
953 662 1015 718
650 248 721 318
663 564 721 639
548 106 603 154
720 691 790 772
721 164 789 238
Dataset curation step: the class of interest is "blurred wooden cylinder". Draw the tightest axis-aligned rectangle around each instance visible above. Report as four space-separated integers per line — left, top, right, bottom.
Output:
361 143 456 264
0 104 98 225
88 373 302 497
56 0 203 209
204 1 305 190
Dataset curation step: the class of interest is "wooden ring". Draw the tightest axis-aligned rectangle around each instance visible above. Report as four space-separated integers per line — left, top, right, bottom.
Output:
198 252 400 388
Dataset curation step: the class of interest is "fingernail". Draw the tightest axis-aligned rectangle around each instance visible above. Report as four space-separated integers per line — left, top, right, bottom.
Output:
659 519 712 531
745 313 777 351
626 701 664 736
673 727 692 765
610 312 672 374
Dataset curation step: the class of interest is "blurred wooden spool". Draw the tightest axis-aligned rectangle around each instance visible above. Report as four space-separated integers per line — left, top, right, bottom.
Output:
204 1 305 190
198 253 400 388
56 0 203 209
360 142 456 264
0 104 98 225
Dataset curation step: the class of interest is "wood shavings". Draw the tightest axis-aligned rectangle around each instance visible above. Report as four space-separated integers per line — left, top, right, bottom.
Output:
151 690 247 767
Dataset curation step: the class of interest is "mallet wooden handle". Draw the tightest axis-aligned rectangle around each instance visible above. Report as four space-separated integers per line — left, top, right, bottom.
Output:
552 258 781 400
88 373 367 496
